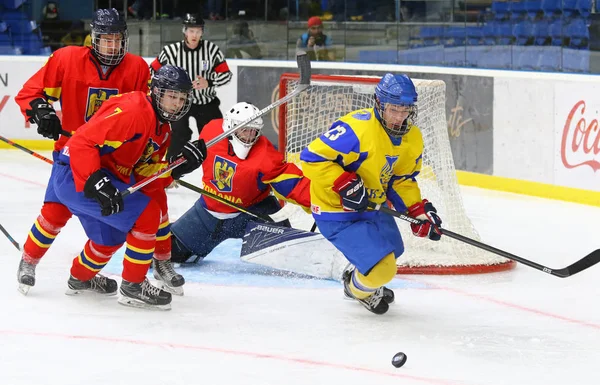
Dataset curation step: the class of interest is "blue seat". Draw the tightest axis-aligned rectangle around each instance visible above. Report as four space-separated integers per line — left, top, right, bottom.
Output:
13 31 44 54
566 18 589 48
0 33 12 44
466 26 482 45
420 26 443 46
510 0 527 20
495 22 513 44
577 0 592 17
2 0 27 9
444 26 466 47
541 0 562 16
492 1 512 20
524 0 543 19
482 22 496 44
513 20 533 45
532 20 550 45
0 45 21 54
563 0 578 16
549 18 564 46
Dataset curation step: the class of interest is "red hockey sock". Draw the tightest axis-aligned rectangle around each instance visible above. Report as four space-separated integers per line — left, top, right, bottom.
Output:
154 213 171 261
22 202 72 264
70 241 121 281
122 200 161 283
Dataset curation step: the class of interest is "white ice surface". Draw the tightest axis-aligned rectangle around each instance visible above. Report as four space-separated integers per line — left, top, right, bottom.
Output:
1 150 599 385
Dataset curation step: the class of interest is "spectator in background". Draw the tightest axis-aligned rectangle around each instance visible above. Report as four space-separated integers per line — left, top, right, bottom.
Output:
42 1 59 20
208 0 224 20
226 21 262 59
296 16 334 61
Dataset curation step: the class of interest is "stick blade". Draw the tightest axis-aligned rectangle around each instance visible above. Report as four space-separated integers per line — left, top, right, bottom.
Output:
296 51 311 86
564 249 600 277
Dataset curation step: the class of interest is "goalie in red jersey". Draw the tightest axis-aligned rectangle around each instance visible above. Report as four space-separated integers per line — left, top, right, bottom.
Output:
50 65 205 310
170 102 311 263
14 8 157 295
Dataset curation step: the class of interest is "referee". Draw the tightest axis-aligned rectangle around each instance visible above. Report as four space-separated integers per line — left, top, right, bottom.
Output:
150 13 233 159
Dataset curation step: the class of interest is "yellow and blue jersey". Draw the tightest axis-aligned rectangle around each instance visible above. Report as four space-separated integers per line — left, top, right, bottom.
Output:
300 107 424 221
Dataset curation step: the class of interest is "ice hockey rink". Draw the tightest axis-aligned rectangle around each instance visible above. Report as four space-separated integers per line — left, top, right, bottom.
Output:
1 149 599 385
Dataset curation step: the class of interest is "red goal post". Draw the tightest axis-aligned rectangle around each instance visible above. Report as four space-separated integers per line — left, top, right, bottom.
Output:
278 73 515 275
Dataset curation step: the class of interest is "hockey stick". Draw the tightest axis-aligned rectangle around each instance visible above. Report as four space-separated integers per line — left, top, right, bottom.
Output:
369 202 600 278
177 180 294 223
120 51 312 198
0 135 54 165
0 222 21 251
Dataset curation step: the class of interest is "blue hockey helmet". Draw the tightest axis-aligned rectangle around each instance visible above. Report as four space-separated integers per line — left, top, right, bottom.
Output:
90 8 128 66
150 65 193 122
374 73 418 138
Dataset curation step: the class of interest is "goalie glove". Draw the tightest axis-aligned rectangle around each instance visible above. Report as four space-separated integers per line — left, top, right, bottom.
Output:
407 199 442 241
84 170 124 216
26 98 62 141
332 171 369 212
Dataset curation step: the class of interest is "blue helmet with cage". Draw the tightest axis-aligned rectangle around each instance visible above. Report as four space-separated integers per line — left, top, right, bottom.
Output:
90 8 128 66
150 65 193 122
374 73 418 138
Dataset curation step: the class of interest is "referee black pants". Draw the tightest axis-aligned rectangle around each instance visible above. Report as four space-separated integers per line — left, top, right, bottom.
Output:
167 98 223 160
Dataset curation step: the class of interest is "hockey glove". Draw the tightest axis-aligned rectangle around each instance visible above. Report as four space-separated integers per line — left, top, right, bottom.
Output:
26 98 62 141
84 170 124 216
407 199 442 241
332 171 369 212
170 139 207 180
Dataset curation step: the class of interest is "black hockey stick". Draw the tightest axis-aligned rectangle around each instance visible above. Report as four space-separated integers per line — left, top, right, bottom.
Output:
0 222 21 251
177 180 295 223
121 51 312 198
370 202 600 278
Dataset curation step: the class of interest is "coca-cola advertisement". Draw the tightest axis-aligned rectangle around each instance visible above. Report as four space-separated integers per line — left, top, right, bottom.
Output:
555 83 600 191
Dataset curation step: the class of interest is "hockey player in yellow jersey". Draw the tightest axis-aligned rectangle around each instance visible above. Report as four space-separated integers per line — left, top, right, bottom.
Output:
300 73 443 315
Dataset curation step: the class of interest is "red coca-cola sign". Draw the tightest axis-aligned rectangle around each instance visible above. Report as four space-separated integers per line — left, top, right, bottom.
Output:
561 100 600 172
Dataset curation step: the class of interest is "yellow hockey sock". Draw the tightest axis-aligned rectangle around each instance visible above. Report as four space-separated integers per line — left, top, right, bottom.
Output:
348 252 397 299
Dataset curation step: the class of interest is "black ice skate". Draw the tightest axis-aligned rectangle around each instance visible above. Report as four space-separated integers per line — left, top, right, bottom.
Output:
118 278 172 310
17 258 37 295
342 270 389 315
152 258 185 296
66 274 118 296
342 270 394 304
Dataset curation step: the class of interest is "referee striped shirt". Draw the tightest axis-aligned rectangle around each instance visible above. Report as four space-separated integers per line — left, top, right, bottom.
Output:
150 40 233 105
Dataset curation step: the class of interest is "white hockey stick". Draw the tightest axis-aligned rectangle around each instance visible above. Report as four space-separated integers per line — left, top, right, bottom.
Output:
121 51 312 198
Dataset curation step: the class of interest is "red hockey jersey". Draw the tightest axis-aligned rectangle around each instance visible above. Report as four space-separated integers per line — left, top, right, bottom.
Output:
15 46 150 152
61 91 171 192
199 119 310 213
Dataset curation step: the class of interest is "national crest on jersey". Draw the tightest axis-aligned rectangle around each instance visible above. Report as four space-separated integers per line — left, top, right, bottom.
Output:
85 87 119 121
211 155 237 193
380 155 399 187
352 110 372 121
140 138 160 163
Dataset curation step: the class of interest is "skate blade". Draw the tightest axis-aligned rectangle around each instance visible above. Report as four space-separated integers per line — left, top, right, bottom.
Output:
18 284 32 296
65 288 118 296
117 295 172 311
157 280 184 296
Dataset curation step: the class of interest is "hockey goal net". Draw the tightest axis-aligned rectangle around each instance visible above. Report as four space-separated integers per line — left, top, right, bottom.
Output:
278 73 515 275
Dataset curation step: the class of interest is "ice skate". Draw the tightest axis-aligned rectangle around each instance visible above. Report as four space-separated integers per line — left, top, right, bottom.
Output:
118 278 172 310
66 274 118 295
152 258 185 296
17 258 37 295
342 270 389 315
342 269 394 304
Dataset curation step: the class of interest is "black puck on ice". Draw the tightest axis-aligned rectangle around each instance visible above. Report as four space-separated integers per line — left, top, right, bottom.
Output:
391 352 407 368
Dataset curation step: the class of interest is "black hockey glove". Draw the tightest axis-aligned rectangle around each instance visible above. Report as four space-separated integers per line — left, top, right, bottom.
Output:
84 170 124 216
332 171 369 212
26 98 62 141
170 139 207 180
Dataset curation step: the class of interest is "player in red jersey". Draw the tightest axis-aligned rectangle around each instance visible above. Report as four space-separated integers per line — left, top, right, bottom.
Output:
14 9 154 295
170 102 311 263
50 65 205 309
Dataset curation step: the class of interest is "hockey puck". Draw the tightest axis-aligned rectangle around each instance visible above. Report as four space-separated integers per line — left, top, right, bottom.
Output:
391 352 407 368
